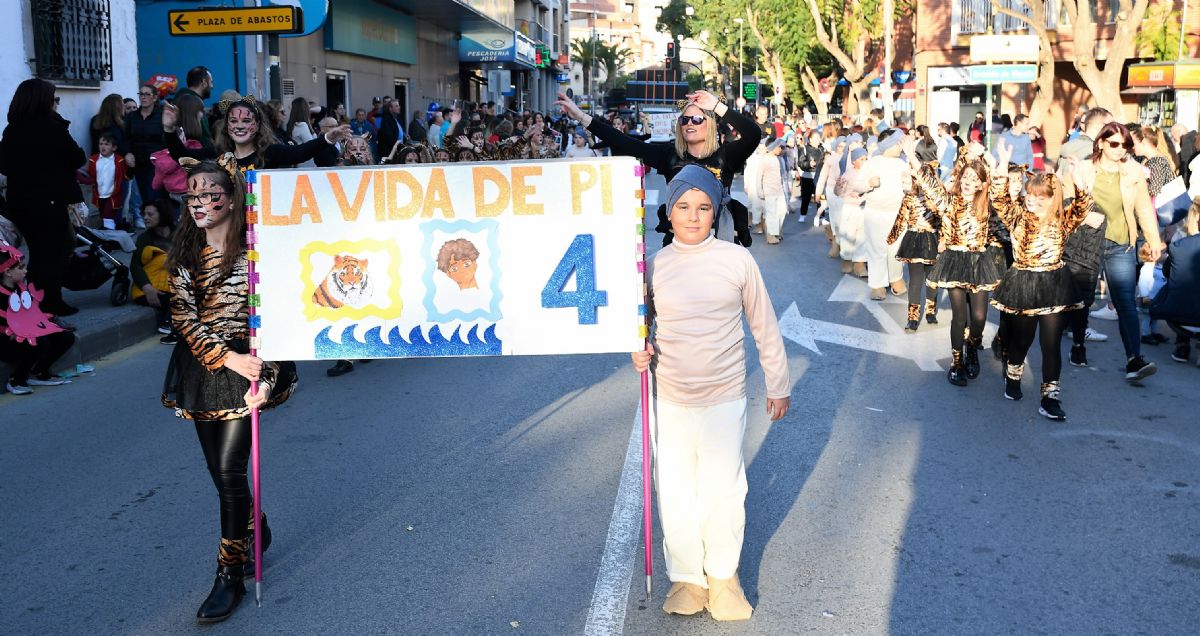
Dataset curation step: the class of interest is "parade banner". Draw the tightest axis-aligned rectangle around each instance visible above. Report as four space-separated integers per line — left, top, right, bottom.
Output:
248 157 647 361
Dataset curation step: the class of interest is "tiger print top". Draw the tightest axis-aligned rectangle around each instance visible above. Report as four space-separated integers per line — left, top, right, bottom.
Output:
887 164 940 245
914 161 995 253
990 178 1093 272
169 246 286 420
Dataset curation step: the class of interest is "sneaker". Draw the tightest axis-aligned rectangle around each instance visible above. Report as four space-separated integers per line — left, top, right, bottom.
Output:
1090 306 1118 321
157 325 172 335
1124 356 1157 382
27 374 70 386
160 333 179 345
1038 397 1067 421
326 360 354 377
1004 377 1023 401
5 381 32 395
1172 344 1191 363
1140 334 1161 346
1069 345 1088 367
1084 328 1108 342
74 364 95 374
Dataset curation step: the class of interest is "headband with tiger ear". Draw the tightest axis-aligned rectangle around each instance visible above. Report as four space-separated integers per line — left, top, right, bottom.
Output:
217 94 259 117
179 153 243 186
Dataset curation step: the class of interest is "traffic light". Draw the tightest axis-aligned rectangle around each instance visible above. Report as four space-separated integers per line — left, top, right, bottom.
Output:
666 41 676 62
665 55 673 71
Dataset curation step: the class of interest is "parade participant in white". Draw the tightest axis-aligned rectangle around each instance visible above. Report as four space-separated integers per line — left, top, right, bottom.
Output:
854 130 911 299
632 165 790 622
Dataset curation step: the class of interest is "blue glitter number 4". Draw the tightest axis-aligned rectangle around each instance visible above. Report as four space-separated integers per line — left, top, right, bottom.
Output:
541 234 609 324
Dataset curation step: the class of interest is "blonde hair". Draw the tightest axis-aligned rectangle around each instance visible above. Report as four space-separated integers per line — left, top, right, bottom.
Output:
1185 200 1200 237
673 105 719 159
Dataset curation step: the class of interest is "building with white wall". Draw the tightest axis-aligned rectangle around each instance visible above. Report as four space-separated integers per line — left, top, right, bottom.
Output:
0 0 140 152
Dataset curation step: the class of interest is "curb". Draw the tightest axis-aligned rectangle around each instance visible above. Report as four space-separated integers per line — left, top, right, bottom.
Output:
1 306 159 384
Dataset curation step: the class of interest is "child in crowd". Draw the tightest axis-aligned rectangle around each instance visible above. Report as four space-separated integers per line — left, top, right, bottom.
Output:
131 200 177 344
0 243 76 394
76 132 131 230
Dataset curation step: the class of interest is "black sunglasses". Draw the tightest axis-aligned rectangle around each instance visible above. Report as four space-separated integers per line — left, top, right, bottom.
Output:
1102 139 1125 149
678 115 707 125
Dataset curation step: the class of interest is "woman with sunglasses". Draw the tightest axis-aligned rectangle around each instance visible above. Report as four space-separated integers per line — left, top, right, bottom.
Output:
1073 123 1166 382
555 90 760 247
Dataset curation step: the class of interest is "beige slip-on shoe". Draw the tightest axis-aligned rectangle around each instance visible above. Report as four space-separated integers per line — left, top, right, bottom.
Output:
662 582 708 616
706 574 752 621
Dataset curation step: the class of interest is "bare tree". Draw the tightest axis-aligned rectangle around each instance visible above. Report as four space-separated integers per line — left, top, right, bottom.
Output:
1060 0 1150 115
745 5 789 107
799 65 833 121
989 0 1056 127
800 0 878 115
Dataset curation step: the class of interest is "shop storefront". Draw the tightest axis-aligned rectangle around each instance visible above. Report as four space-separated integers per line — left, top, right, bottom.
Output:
1124 61 1200 131
459 28 537 112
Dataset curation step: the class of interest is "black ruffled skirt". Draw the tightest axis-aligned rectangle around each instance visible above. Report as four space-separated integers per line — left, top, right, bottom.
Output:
926 249 1001 292
988 243 1010 275
162 338 297 419
990 266 1084 315
897 230 937 264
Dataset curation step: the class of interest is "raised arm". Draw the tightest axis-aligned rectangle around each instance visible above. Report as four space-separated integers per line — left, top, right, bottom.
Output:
715 100 764 170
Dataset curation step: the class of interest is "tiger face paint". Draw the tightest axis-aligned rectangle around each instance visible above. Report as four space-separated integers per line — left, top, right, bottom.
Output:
226 106 259 145
184 174 232 229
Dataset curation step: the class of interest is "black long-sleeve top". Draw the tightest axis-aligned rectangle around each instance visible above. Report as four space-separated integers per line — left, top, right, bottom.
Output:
585 107 761 190
165 131 334 172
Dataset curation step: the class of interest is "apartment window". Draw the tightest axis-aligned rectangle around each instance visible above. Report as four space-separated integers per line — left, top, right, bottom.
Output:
31 0 113 87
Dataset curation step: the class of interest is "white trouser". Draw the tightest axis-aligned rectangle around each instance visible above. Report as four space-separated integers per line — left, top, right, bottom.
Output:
862 204 904 288
838 201 866 261
763 195 788 237
748 197 765 226
651 395 748 586
825 189 842 233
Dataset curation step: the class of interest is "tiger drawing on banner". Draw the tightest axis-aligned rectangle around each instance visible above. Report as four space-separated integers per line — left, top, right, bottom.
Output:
312 255 373 309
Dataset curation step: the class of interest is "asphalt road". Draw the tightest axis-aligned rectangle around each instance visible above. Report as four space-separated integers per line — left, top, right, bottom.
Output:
2 174 1197 635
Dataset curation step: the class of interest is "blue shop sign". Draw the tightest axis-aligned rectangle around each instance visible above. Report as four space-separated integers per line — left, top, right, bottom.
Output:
325 0 416 64
515 32 537 68
460 29 515 63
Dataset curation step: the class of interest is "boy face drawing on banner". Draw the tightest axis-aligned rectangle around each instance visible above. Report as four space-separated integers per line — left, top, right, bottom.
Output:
436 239 479 290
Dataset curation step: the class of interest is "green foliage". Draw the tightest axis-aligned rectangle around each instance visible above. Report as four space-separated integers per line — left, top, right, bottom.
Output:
1134 3 1183 61
656 0 695 42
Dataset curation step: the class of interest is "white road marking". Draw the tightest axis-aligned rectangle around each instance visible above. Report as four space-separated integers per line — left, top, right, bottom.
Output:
779 301 997 372
583 407 645 636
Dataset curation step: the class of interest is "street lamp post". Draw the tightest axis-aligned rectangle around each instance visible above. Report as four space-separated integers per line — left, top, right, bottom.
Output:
733 17 744 101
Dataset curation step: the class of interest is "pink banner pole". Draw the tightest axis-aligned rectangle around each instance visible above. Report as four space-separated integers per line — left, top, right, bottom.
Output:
246 173 263 607
640 369 652 598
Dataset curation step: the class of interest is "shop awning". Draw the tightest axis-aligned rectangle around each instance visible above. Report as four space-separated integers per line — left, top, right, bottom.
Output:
1121 86 1168 95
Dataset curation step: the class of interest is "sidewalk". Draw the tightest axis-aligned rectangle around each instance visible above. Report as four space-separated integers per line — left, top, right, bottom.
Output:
1 247 160 385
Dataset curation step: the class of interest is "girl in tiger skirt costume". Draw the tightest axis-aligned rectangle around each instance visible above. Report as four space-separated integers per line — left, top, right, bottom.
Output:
161 155 296 623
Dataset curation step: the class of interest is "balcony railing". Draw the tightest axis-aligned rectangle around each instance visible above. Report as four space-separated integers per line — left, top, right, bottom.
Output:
31 0 113 87
953 0 1060 36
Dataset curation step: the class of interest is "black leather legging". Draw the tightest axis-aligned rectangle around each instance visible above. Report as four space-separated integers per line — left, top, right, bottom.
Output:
948 288 989 351
195 417 252 540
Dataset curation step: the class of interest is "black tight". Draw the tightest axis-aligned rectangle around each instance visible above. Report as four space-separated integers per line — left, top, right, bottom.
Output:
1068 307 1089 346
947 288 989 351
1004 313 1068 383
907 263 938 306
195 417 252 540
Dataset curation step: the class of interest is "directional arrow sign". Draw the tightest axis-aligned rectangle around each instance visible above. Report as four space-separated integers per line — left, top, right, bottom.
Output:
168 6 302 37
779 275 997 372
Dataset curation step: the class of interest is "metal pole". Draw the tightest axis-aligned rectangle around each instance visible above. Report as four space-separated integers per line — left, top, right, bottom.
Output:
1181 0 1190 60
738 23 743 101
985 81 993 149
883 0 894 126
268 35 280 101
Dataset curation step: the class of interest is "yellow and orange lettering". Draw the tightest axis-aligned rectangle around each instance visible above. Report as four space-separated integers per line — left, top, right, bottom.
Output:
289 174 323 224
373 171 387 221
569 164 597 215
511 165 543 216
259 175 291 226
386 169 422 220
328 171 372 222
421 168 454 218
473 166 509 217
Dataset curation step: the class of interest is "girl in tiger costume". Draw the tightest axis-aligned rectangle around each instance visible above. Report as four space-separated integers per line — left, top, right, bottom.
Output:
161 155 296 624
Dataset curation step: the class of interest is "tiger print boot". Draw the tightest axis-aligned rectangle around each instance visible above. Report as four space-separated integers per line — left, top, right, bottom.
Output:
241 511 272 579
924 297 939 324
1038 381 1066 421
1004 363 1024 401
905 304 921 333
197 538 248 624
947 350 968 386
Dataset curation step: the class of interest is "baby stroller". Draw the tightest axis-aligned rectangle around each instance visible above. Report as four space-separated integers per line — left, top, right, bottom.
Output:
64 226 131 306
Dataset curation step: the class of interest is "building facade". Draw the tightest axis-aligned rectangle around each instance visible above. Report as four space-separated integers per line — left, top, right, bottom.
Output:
1 0 140 151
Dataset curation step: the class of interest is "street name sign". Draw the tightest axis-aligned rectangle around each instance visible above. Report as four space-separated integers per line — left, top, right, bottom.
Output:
168 6 302 36
968 64 1037 84
969 34 1039 63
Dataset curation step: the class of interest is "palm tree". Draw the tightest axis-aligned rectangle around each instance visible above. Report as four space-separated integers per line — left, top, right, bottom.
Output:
598 45 635 92
570 37 601 100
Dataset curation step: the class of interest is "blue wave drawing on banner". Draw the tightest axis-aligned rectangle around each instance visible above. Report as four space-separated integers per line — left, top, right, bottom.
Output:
314 324 503 359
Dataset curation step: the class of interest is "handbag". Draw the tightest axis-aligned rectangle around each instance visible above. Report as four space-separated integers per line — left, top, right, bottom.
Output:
1152 176 1192 226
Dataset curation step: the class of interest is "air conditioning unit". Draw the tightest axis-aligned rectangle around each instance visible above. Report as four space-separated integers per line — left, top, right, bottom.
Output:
282 78 295 99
